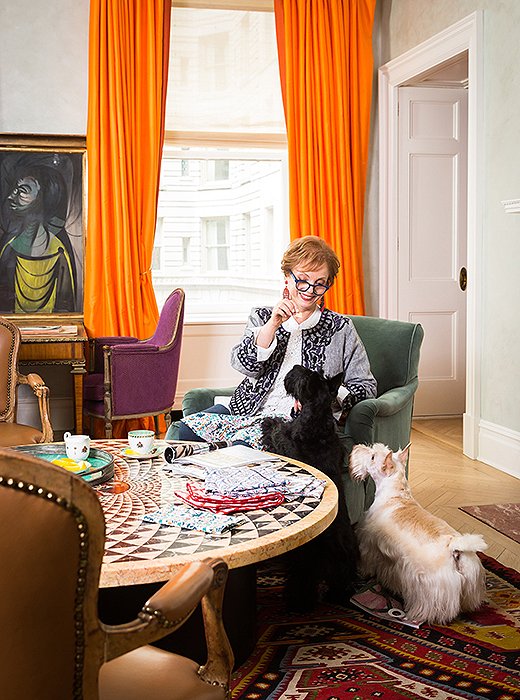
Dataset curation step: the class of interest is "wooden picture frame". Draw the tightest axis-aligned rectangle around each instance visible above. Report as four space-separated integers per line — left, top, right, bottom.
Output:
0 134 86 323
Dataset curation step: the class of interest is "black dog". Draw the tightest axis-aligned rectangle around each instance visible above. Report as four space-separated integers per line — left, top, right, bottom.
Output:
261 364 358 611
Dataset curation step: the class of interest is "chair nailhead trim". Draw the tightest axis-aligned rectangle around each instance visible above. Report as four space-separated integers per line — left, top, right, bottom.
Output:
197 666 229 694
0 473 90 700
138 604 195 629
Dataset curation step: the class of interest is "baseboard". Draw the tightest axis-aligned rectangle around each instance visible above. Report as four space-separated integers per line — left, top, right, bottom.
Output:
478 419 520 479
18 395 74 432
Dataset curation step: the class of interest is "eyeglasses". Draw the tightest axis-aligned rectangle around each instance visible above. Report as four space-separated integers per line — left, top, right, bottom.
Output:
290 271 330 296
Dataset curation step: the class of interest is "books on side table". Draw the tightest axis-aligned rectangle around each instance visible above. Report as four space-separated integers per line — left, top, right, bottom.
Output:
19 325 78 337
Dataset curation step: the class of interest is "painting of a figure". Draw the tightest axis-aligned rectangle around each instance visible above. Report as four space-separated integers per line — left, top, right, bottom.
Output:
0 148 84 315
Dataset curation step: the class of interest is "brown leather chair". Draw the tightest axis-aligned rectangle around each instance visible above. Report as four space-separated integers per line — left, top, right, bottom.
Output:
0 316 53 447
0 447 234 700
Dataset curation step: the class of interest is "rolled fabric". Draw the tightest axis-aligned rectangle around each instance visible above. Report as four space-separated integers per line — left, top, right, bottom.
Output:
163 441 230 464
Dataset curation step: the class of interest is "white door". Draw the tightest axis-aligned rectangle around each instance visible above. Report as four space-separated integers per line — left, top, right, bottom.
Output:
398 86 468 416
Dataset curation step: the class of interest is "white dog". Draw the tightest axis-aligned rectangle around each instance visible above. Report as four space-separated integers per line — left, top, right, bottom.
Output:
349 443 488 625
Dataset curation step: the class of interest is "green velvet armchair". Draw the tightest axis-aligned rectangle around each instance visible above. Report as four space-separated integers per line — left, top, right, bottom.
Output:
166 315 423 524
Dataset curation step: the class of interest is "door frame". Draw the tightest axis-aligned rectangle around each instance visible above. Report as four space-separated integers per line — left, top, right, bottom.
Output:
378 11 483 458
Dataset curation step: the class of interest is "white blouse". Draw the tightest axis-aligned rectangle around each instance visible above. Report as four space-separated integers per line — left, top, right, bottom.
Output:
254 309 322 417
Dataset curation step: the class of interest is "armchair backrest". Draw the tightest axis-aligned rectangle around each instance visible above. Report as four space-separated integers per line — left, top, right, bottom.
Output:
148 288 185 348
0 447 233 700
348 315 424 396
0 447 105 699
110 289 185 417
0 317 20 423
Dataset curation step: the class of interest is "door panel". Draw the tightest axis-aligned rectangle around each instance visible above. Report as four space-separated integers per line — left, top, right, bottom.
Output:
398 86 468 416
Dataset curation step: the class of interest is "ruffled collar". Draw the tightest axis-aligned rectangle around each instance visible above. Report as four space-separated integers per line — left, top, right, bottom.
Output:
282 307 322 332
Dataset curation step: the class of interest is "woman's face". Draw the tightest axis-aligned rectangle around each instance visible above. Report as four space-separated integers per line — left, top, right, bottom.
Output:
287 261 330 313
7 176 41 212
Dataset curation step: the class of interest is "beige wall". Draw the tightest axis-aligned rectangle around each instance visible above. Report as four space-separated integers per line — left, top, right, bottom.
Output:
371 0 520 443
0 0 89 134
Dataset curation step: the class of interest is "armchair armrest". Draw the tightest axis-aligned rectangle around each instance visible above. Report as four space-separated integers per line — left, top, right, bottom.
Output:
110 343 160 354
182 387 235 416
102 559 233 689
89 336 139 372
17 372 53 443
343 379 418 447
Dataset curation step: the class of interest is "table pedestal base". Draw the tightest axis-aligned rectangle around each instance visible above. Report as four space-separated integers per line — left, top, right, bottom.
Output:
98 563 257 669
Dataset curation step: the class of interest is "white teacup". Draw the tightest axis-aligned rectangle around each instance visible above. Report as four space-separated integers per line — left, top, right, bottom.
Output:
128 430 155 455
63 432 91 461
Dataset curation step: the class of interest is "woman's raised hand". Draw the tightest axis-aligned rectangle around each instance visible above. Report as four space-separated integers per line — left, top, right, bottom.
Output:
255 297 295 349
270 297 296 328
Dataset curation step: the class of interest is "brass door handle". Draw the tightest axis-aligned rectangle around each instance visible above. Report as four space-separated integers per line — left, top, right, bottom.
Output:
459 267 467 291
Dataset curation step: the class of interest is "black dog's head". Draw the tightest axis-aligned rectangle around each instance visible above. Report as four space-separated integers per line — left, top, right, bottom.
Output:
284 365 343 415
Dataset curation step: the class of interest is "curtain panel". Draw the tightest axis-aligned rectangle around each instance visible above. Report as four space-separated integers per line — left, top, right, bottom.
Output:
274 0 376 315
85 0 171 338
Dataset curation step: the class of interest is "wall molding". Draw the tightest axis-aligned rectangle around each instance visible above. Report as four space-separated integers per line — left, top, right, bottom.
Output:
478 420 520 480
378 11 484 459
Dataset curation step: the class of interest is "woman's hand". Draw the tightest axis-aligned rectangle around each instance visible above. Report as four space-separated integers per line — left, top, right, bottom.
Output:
270 298 296 328
256 297 296 348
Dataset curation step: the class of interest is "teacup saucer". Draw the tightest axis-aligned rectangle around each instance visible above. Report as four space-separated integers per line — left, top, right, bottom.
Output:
120 446 162 460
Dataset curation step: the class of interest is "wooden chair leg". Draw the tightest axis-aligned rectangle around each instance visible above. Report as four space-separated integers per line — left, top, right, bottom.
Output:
153 414 160 436
105 420 112 439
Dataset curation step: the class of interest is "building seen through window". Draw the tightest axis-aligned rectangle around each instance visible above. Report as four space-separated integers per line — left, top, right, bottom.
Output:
153 4 287 321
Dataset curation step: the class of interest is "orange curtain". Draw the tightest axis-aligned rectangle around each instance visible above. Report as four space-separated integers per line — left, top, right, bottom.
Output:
274 0 376 315
85 0 171 338
85 0 171 436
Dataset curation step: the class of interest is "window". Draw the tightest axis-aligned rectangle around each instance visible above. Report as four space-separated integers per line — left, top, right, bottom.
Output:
153 3 287 321
204 217 229 270
182 236 190 264
207 159 229 181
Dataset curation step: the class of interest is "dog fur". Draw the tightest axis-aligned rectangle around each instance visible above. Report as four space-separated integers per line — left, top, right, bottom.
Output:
349 442 488 624
261 364 358 611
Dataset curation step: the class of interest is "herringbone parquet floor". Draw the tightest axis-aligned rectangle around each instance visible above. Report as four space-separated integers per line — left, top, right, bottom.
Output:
411 418 520 572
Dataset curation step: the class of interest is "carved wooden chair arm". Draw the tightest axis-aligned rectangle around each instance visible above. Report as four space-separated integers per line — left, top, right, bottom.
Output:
198 559 234 690
16 372 53 443
102 558 233 695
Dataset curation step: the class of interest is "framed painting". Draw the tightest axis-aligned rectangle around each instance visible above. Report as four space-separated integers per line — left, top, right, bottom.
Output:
0 134 86 322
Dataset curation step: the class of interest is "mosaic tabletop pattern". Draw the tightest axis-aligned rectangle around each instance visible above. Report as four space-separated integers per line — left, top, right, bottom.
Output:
93 440 337 588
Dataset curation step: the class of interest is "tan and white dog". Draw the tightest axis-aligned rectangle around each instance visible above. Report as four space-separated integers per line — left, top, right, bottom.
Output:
349 443 488 625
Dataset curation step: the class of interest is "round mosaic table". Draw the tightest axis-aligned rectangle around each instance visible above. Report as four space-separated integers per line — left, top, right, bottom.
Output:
92 439 338 588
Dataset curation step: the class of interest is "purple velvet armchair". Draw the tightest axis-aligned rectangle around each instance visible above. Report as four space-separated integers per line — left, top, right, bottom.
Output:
83 288 185 438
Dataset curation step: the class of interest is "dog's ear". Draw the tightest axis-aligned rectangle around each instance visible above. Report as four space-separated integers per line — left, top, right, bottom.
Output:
382 451 396 475
327 371 344 397
349 444 372 479
397 443 410 467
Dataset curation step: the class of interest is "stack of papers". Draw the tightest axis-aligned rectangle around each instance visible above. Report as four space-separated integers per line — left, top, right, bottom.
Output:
186 445 281 469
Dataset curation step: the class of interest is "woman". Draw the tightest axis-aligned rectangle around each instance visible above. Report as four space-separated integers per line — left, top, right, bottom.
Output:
179 235 377 447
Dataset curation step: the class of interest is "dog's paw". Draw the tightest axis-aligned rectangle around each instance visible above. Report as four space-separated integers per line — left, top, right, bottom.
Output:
261 416 278 432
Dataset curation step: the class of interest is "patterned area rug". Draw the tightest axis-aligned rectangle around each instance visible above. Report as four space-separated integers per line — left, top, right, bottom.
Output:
460 503 520 544
230 555 520 699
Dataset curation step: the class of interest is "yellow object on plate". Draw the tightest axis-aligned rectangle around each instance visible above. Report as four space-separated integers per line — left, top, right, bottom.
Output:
52 457 90 473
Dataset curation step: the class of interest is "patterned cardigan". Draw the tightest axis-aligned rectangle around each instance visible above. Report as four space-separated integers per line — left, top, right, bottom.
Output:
229 306 377 415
